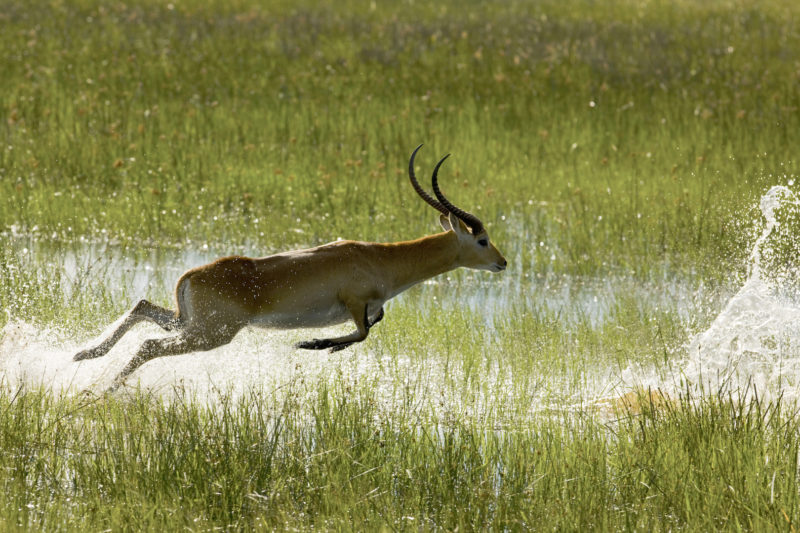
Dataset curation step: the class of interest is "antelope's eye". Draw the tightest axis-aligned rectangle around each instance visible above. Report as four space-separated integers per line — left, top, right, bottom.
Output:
478 238 488 247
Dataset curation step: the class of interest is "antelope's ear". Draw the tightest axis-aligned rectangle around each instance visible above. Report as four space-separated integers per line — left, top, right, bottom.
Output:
448 212 470 235
439 214 453 232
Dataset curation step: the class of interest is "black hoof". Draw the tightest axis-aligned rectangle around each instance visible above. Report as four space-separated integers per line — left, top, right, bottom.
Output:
328 343 353 353
295 339 334 350
74 348 102 361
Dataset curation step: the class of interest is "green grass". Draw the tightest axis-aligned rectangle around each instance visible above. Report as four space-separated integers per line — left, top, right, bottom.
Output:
3 0 800 530
1 384 799 531
2 0 799 276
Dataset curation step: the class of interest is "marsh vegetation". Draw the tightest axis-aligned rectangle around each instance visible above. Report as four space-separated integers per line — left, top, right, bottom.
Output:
2 0 800 529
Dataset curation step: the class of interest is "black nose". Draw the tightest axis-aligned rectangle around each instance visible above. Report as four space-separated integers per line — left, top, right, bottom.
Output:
501 259 508 268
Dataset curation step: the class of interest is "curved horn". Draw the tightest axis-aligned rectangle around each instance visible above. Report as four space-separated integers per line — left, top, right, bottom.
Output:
408 144 448 215
431 154 485 235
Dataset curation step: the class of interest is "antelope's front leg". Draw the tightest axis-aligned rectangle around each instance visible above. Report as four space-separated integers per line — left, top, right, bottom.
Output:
295 304 376 353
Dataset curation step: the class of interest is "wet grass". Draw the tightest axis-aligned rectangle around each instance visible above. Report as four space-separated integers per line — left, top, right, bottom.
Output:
3 0 800 529
1 385 799 531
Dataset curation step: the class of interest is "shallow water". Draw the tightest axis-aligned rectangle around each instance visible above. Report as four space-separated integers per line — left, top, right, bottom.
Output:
3 232 715 327
2 187 799 411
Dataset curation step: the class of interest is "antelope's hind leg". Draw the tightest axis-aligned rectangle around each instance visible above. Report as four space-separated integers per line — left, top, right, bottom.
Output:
108 325 239 392
73 299 181 361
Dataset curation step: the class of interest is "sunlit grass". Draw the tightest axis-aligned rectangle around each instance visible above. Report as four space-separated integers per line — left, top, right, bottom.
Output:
2 0 798 278
0 384 798 530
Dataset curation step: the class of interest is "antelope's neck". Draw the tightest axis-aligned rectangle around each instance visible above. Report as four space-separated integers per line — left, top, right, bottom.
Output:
381 232 460 294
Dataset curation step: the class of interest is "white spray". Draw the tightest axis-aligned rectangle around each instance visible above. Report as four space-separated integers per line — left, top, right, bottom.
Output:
665 186 800 402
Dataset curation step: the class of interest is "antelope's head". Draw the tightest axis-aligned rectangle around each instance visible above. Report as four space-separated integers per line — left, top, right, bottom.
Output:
408 144 507 273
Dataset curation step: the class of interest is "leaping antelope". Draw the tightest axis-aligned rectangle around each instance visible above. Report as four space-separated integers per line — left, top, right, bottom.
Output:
74 145 507 390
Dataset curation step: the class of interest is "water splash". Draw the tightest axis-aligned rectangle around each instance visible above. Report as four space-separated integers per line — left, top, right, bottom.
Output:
670 186 800 401
0 318 370 399
0 318 524 424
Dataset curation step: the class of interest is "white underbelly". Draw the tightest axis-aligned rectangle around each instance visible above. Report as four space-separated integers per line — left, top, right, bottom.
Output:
248 303 350 329
247 300 385 330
